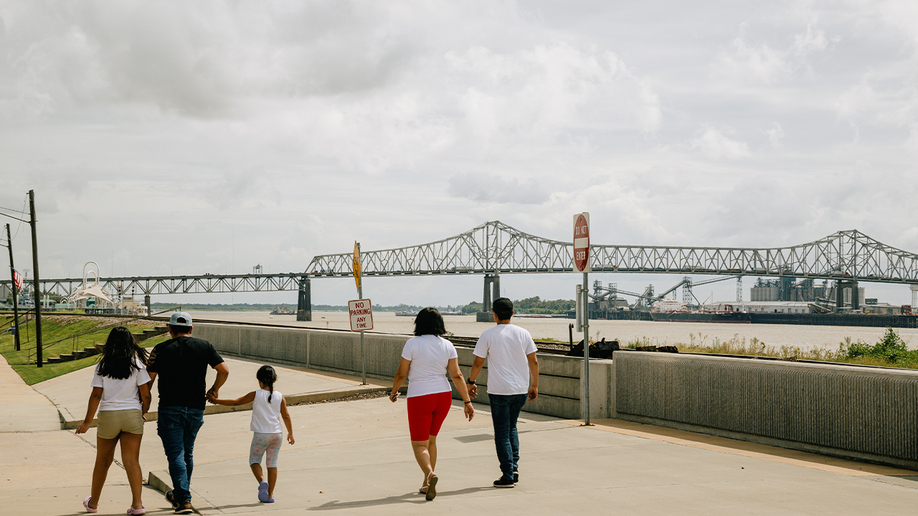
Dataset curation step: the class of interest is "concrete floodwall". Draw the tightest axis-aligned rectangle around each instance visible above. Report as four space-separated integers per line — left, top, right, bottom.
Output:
612 352 918 470
193 323 585 419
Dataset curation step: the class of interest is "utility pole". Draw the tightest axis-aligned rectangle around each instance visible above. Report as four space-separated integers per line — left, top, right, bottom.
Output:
5 224 21 351
28 190 43 367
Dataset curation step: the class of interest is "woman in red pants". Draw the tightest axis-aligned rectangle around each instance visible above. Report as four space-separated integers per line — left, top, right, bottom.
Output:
390 307 475 501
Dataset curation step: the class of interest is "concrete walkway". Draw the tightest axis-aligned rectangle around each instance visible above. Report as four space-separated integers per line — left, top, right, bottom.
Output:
2 354 918 515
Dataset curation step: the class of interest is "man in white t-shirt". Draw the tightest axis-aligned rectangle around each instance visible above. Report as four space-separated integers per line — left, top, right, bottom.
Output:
468 297 539 488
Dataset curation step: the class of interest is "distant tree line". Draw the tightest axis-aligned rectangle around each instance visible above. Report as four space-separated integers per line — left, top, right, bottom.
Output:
148 299 574 314
148 302 465 313
460 296 575 314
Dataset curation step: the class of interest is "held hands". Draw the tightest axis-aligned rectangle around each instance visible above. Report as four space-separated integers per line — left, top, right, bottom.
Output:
205 392 219 404
468 384 478 399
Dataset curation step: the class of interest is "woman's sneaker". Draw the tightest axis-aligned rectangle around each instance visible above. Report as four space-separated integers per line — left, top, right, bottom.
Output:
493 476 515 488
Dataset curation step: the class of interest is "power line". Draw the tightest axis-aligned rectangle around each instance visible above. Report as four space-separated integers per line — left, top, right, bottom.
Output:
0 205 28 215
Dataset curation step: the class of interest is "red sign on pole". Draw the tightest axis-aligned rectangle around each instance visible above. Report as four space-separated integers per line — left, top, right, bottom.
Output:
573 212 591 273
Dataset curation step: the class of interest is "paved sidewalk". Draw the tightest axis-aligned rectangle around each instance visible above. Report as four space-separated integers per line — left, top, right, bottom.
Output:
3 354 918 515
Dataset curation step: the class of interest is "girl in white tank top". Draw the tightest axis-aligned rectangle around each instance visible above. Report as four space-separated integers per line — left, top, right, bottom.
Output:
207 365 295 503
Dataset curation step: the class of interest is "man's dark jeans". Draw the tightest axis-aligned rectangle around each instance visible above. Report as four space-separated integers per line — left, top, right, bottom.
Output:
489 393 527 479
157 406 205 503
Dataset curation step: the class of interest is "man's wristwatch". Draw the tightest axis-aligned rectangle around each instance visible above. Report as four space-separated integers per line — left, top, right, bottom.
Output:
467 379 476 385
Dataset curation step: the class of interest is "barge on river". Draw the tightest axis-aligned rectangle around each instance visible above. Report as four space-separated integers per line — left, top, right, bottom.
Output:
649 299 752 324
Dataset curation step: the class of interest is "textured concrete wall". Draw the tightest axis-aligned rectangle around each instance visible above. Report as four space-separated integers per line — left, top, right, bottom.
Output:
193 323 585 419
614 352 918 470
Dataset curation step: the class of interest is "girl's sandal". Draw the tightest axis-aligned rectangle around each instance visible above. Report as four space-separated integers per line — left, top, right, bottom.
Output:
418 486 428 495
83 496 98 513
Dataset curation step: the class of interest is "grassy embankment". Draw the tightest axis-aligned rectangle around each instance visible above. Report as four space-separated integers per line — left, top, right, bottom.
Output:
538 327 918 369
0 315 170 385
622 328 918 369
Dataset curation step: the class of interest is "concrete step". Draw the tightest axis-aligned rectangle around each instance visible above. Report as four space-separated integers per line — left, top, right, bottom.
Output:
82 346 100 356
57 354 75 362
136 326 169 342
45 357 62 364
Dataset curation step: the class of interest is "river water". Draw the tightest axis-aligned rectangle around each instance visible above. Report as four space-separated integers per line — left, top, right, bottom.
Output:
187 310 918 352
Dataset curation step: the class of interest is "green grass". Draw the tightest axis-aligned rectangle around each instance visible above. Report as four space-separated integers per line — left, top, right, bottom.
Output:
621 328 918 369
0 315 170 385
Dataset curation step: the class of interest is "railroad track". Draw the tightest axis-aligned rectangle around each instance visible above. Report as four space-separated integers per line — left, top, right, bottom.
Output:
447 335 573 355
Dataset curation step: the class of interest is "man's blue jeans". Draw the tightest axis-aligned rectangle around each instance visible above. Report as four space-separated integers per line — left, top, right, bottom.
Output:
157 406 205 504
489 394 527 480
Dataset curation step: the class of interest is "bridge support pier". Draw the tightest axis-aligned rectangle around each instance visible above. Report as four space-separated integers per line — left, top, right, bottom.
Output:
482 274 500 312
478 274 500 322
297 277 312 321
144 295 150 318
835 280 860 311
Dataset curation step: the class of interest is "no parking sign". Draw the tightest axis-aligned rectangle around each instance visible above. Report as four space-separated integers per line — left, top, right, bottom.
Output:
348 299 374 331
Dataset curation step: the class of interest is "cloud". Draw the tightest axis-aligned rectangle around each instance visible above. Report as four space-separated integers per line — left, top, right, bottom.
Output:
907 124 918 156
766 122 785 149
447 172 549 205
835 76 878 121
714 28 791 83
712 22 836 84
690 126 750 159
793 24 829 57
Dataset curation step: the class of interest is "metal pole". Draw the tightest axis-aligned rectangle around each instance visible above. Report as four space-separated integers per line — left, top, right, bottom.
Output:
583 271 590 425
6 224 21 351
358 243 366 385
28 190 43 367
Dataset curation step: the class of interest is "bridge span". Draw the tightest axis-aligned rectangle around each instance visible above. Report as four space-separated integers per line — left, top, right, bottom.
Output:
4 221 918 320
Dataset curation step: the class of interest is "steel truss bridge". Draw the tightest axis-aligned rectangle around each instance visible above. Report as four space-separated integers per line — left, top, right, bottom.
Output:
4 221 918 316
306 221 918 283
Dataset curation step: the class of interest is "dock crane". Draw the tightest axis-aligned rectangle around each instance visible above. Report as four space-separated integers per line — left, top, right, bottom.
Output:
590 276 740 310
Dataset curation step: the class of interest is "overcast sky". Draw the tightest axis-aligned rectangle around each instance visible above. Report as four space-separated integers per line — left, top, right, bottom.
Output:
1 0 917 307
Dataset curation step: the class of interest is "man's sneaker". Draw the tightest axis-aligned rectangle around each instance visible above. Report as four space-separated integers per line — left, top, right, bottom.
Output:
493 476 515 488
513 470 519 483
174 501 193 514
165 491 179 511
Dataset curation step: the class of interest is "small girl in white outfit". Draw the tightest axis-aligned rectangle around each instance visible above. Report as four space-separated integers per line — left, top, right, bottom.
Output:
207 365 294 503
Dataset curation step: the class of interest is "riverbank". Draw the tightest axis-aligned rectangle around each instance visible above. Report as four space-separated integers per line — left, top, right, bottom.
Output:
0 315 168 385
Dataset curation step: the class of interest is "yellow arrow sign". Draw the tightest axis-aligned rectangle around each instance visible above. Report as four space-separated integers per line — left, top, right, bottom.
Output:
353 241 361 292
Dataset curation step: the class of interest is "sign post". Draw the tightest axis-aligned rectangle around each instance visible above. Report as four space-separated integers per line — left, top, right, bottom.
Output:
352 242 367 384
573 212 592 425
348 298 373 385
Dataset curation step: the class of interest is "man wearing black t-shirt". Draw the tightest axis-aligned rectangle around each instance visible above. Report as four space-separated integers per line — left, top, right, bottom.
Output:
147 312 228 514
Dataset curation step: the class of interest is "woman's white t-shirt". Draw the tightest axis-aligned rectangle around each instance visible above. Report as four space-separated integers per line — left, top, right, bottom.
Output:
250 388 283 434
401 335 458 398
90 359 151 411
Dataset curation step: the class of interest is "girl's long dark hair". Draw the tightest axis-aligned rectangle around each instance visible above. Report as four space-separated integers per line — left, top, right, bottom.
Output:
414 307 446 336
97 326 149 380
257 365 278 403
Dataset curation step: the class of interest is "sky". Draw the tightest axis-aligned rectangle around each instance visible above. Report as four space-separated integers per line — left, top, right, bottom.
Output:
1 0 917 307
